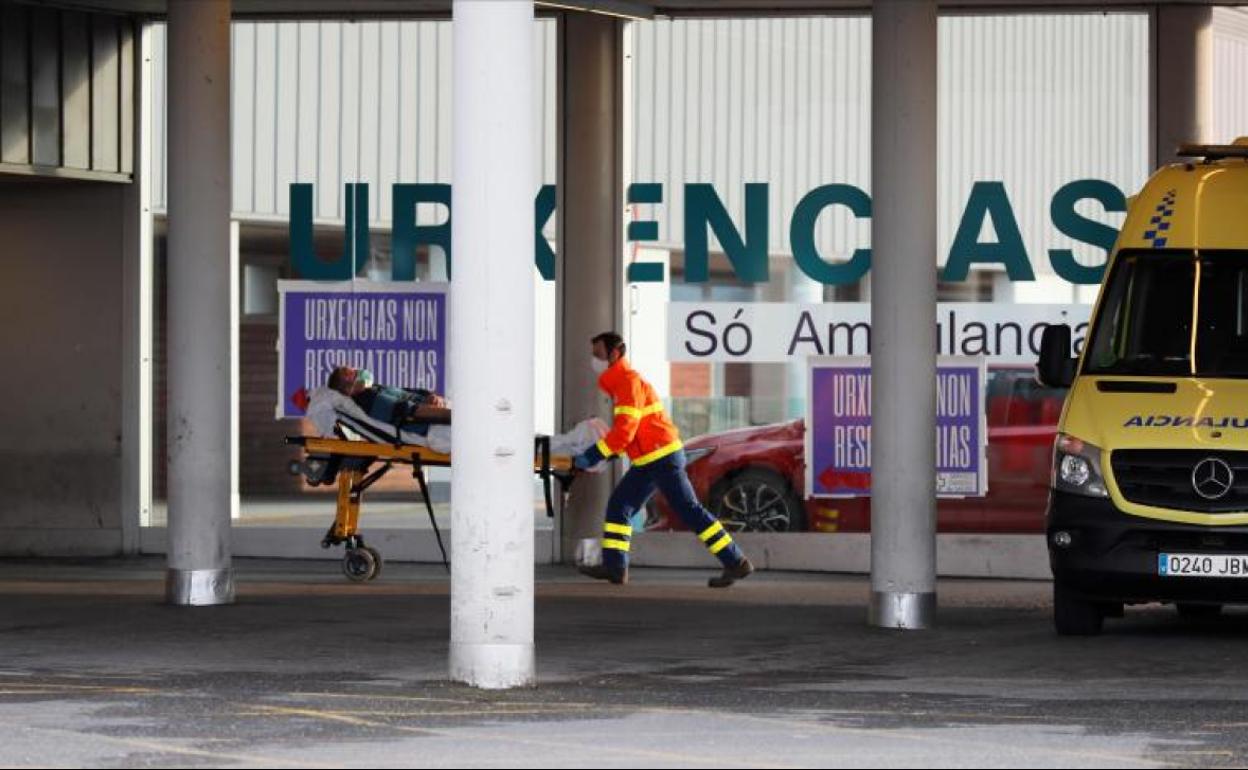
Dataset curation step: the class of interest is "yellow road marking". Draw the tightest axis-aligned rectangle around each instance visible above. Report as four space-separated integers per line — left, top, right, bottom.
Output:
238 706 596 718
0 688 154 695
249 702 797 769
0 681 1218 769
252 694 1210 768
8 724 336 769
289 691 476 705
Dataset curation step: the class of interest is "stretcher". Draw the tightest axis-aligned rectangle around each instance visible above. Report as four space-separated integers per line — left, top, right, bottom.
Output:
286 430 575 582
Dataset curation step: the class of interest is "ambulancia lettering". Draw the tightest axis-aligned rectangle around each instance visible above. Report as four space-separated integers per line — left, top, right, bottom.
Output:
1123 415 1248 428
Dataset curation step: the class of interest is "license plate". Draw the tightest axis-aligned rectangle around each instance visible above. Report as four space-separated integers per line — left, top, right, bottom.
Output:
1159 553 1248 578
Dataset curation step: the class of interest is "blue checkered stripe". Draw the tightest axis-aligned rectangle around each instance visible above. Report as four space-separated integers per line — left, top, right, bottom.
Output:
1143 189 1177 248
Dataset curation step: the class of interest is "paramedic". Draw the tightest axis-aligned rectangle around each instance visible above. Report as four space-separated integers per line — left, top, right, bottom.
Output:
572 332 755 588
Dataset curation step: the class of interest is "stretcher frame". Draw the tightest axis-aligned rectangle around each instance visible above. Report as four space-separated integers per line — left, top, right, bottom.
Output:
285 432 575 581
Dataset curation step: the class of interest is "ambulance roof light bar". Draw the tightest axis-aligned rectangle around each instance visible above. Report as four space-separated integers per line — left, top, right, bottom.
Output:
1177 139 1248 162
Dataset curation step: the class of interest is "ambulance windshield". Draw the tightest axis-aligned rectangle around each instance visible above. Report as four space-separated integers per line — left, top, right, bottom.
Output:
1083 250 1248 378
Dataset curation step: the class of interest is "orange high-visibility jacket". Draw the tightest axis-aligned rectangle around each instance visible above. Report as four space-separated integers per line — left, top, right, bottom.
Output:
595 357 683 466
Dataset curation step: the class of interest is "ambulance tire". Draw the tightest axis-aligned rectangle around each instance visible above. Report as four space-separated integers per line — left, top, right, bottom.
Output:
343 548 378 583
1176 602 1222 619
1053 581 1104 636
712 469 806 533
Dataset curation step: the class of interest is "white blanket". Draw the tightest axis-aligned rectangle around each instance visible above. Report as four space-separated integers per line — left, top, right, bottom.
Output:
305 387 607 468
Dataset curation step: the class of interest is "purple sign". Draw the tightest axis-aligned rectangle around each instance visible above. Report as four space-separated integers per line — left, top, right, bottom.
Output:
278 281 448 418
810 366 873 496
807 357 986 498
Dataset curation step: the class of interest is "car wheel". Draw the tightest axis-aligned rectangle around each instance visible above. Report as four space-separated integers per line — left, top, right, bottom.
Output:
711 469 806 533
1053 581 1104 636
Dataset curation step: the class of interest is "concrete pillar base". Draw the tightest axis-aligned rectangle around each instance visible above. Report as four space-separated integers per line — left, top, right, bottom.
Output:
870 591 936 631
165 568 234 606
449 643 536 690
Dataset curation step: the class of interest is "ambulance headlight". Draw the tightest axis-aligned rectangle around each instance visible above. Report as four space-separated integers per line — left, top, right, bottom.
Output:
1053 433 1108 498
1060 455 1090 487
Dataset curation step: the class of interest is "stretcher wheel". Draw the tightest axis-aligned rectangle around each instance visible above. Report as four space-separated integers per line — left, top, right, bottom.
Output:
363 546 383 579
342 548 378 582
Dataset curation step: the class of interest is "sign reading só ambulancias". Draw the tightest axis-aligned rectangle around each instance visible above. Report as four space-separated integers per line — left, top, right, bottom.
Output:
806 356 989 499
277 280 447 418
669 302 1091 364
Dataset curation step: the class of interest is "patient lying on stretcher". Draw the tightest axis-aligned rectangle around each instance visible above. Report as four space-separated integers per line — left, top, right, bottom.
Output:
300 366 452 452
301 366 607 467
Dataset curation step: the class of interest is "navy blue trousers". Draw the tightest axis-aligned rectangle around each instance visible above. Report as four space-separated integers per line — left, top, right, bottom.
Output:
600 449 745 571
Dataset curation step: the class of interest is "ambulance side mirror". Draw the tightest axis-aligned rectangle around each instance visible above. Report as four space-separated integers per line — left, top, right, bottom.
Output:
1037 324 1076 389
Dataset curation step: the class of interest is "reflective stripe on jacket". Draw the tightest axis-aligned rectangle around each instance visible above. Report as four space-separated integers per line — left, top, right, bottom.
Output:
595 357 683 466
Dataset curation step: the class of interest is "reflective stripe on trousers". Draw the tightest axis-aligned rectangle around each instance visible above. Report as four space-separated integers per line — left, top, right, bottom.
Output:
600 449 744 571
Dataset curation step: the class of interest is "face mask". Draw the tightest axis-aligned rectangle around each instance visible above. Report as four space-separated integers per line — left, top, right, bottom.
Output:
357 369 375 388
591 356 608 375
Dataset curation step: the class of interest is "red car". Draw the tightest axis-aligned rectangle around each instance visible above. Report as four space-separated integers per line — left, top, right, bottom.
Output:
648 367 1065 534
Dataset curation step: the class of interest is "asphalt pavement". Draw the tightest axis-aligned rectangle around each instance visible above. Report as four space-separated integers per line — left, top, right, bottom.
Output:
0 558 1245 768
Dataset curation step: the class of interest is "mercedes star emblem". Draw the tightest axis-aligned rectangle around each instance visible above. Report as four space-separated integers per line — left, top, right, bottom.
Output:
1192 457 1235 500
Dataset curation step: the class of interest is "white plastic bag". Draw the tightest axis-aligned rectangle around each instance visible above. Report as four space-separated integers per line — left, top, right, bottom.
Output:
550 418 610 473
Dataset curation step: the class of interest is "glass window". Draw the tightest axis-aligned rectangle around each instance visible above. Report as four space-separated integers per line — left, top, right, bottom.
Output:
632 13 1145 537
147 19 561 548
1085 250 1248 378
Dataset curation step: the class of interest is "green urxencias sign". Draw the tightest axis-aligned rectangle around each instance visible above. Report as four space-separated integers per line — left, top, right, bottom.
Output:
288 179 1124 286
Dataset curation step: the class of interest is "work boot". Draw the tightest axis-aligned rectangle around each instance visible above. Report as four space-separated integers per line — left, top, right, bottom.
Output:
578 564 628 585
708 557 754 588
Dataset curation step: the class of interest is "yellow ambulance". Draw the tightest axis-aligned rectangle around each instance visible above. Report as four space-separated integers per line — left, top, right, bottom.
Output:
1038 138 1248 635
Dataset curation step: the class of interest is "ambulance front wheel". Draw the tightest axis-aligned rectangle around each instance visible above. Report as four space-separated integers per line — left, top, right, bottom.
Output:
343 548 378 582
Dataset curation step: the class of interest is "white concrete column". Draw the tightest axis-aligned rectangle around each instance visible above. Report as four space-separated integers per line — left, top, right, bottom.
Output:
1154 5 1215 166
870 0 938 630
165 0 233 606
449 0 536 689
556 11 624 562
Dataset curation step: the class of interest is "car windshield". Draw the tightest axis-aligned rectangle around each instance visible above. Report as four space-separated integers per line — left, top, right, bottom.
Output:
1084 249 1248 378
